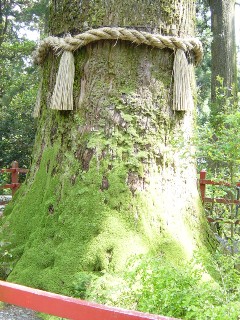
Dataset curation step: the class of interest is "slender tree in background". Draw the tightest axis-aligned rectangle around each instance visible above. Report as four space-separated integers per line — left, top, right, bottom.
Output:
209 0 238 117
198 0 239 177
1 0 211 296
197 1 240 259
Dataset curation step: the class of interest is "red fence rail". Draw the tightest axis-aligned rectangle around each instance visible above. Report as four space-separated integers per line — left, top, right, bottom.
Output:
0 281 179 320
199 170 240 225
199 170 240 204
0 161 28 197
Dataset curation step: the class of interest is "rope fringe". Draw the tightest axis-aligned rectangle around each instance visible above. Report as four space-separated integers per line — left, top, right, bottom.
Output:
50 51 75 111
33 78 43 118
33 27 202 115
173 49 194 111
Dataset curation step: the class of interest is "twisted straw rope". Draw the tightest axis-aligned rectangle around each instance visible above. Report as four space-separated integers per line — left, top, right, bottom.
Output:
33 27 203 65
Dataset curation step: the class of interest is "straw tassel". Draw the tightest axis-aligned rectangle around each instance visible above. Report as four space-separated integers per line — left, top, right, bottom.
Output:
50 51 75 110
33 78 43 118
173 49 194 111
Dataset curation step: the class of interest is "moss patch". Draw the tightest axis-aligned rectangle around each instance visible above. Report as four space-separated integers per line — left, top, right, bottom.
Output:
1 144 187 296
0 1 209 298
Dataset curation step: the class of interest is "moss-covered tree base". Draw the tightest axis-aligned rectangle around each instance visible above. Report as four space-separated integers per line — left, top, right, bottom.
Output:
1 138 209 296
0 0 213 297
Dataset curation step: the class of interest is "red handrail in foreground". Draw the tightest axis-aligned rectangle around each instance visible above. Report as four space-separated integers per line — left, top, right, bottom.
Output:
0 281 179 320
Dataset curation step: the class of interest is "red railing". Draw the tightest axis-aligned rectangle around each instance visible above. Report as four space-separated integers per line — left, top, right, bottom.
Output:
0 281 179 320
199 170 240 225
0 161 28 198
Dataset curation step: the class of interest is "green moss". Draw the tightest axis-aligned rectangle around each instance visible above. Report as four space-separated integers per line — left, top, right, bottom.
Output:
49 0 194 36
0 0 209 299
1 140 190 296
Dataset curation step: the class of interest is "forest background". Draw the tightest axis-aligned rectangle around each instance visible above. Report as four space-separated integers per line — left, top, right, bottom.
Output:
1 1 240 320
1 0 240 239
0 0 240 177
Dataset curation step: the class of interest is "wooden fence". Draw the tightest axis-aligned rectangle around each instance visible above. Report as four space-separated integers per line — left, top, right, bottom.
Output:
0 281 179 320
0 161 28 204
199 170 240 225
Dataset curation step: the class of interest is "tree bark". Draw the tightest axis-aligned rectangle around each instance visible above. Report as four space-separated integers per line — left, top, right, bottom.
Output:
210 0 238 110
1 0 211 296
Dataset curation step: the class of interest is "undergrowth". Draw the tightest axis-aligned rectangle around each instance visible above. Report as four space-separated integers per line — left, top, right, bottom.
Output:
2 242 240 320
78 251 240 320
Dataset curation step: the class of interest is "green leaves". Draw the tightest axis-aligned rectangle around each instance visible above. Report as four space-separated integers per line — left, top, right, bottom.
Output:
0 39 38 167
197 111 240 179
0 0 47 167
82 252 240 319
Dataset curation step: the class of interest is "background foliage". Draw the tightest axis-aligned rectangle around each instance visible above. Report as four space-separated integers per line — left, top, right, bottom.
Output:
1 1 240 320
0 0 48 168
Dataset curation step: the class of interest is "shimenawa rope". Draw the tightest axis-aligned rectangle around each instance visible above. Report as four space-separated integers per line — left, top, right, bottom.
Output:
33 27 203 115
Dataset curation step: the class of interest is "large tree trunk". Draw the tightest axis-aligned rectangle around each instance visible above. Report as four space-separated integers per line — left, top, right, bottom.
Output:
210 0 237 111
1 0 210 295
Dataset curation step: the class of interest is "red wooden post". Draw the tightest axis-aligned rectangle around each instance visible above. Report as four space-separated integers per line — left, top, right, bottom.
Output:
199 170 206 203
11 161 19 196
0 161 28 198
